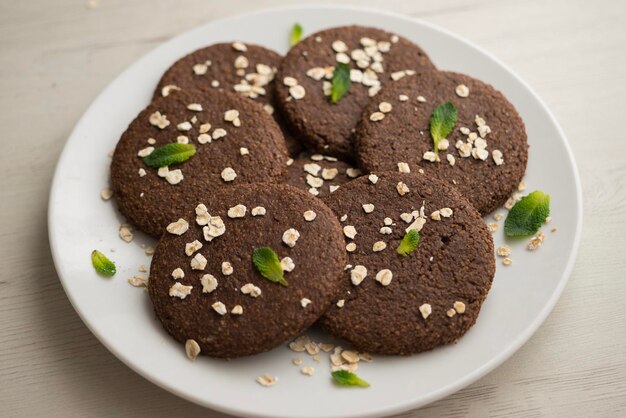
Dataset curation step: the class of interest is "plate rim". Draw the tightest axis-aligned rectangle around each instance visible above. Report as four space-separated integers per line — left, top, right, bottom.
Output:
48 4 583 417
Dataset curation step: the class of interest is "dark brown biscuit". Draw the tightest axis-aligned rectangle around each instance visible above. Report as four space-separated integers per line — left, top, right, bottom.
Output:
148 184 347 358
275 25 436 160
319 172 495 355
282 153 358 200
111 88 288 237
154 42 302 156
355 71 528 215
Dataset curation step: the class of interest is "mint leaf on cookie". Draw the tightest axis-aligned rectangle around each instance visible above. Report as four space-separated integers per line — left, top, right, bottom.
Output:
290 23 303 47
397 229 420 256
143 143 196 168
330 63 351 104
429 102 457 156
252 247 288 286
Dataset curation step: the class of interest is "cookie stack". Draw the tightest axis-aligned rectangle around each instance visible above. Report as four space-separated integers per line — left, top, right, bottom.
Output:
110 25 527 358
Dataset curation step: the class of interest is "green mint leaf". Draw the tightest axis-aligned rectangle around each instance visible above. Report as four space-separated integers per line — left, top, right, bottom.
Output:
143 143 196 168
330 63 351 104
252 247 288 286
331 370 370 387
429 102 457 156
290 23 303 47
397 229 420 256
504 190 550 237
91 250 116 277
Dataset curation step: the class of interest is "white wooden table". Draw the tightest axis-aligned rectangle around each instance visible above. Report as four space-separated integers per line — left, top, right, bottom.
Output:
1 0 625 416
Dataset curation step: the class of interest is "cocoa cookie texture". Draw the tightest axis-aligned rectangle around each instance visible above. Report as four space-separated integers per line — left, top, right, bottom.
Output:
275 25 437 160
355 71 528 215
111 88 288 237
282 153 358 200
154 42 302 156
148 184 347 358
319 172 495 355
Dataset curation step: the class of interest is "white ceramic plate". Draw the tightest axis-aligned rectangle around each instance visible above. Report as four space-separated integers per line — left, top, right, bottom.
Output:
48 5 582 418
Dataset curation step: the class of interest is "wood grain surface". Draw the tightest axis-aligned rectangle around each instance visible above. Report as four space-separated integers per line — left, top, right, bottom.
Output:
1 0 625 416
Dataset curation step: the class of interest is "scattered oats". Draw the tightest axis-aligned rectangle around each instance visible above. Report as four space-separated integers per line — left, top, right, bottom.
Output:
346 242 357 252
232 41 247 51
346 168 361 178
370 111 385 122
307 67 326 80
256 374 277 387
161 84 181 97
263 104 274 114
527 231 545 251
417 95 426 103
282 228 300 247
199 123 211 134
231 305 243 315
350 265 367 286
305 342 320 356
321 168 338 180
503 257 513 266
337 299 345 308
399 94 409 101
171 268 185 280
372 241 387 252
423 151 437 162
335 52 350 64
221 167 237 182
286 158 294 166
224 109 240 122
306 174 324 188
301 366 314 376
177 121 192 131
341 350 360 364
211 80 220 87
379 102 392 113
440 207 453 218
367 174 380 185
455 84 470 98
169 282 192 299
454 301 466 314
165 169 184 185
330 348 343 366
446 308 457 318
494 213 503 221
396 181 410 196
431 210 441 221
309 187 320 196
128 275 148 288
221 261 233 276
438 138 450 151
185 339 201 360
191 253 207 270
406 217 426 233
144 246 155 255
289 85 306 100
100 187 113 201
504 197 517 210
323 81 332 96
303 210 317 221
473 147 489 161
185 240 203 256
147 137 156 145
487 223 499 232
137 146 154 158
177 135 189 144
227 204 247 218
458 143 472 158
340 214 348 222
212 301 227 316
332 40 348 52
492 150 504 166
380 226 392 234
362 203 375 214
496 245 511 257
202 216 226 241
384 217 393 226
300 298 312 308
447 154 456 166
419 303 432 319
241 283 262 298
187 103 203 112
193 63 208 75
375 269 393 286
234 55 249 69
518 180 526 191
343 225 357 239
293 357 303 366
251 206 266 216
281 257 295 272
116 224 132 243
396 162 411 174
212 128 227 140
303 163 323 177
391 70 406 81
138 264 148 273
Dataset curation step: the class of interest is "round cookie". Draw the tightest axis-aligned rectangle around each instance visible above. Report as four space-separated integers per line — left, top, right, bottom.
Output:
282 153 358 200
148 184 347 358
111 88 288 237
355 71 528 215
154 42 302 156
275 25 436 160
319 172 495 355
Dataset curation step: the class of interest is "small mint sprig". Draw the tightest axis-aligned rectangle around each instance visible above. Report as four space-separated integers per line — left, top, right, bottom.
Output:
143 143 196 168
330 63 351 104
429 102 457 156
504 190 550 237
91 250 116 277
331 370 370 387
397 229 420 256
290 23 303 47
252 247 288 286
